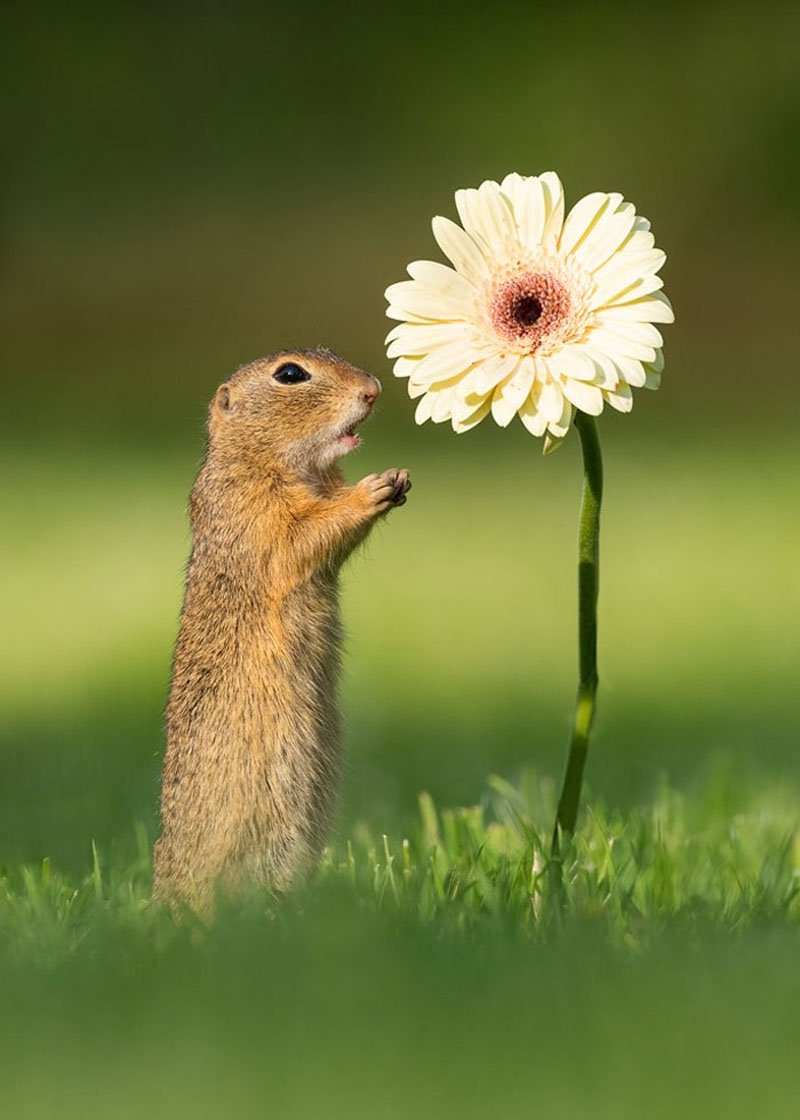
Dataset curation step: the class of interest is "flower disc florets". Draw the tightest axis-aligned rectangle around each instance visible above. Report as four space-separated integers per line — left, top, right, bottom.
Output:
491 272 571 347
384 171 674 443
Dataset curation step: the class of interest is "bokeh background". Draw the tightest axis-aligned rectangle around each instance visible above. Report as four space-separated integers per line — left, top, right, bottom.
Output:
1 2 799 1114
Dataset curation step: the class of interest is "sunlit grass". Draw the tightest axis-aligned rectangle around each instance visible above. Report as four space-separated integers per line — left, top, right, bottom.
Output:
2 773 798 961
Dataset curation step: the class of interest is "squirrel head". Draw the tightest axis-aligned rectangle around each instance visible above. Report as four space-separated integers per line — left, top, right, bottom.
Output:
208 348 382 473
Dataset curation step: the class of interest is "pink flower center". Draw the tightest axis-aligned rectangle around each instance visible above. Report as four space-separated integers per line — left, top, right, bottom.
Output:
491 272 571 350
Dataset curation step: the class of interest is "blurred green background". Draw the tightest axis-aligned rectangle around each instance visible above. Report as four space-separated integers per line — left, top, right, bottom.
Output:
1 2 798 1115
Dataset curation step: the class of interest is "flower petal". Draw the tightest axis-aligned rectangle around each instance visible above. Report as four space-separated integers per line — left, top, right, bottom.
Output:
455 180 517 257
430 387 457 423
406 260 475 300
594 247 666 291
401 344 474 386
415 383 459 424
559 192 611 256
580 345 620 389
560 378 604 416
643 348 664 389
414 394 434 424
573 202 638 273
450 364 490 405
547 396 574 439
537 376 565 422
451 385 488 422
592 269 664 309
499 171 526 202
501 172 547 250
431 216 490 285
392 356 419 380
600 320 664 348
386 322 469 358
452 396 492 433
600 291 675 324
407 378 427 399
588 328 657 364
472 352 521 395
610 355 647 388
385 278 474 322
540 172 565 246
604 382 633 412
518 390 548 436
616 221 655 254
490 356 536 427
552 346 599 382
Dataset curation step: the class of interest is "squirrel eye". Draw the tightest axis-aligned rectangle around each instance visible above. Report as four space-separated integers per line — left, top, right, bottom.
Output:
273 362 311 385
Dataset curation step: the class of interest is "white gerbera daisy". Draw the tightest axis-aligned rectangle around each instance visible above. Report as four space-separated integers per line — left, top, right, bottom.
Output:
385 172 674 444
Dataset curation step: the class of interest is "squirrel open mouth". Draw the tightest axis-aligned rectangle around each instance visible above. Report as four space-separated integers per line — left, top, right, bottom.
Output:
334 421 362 454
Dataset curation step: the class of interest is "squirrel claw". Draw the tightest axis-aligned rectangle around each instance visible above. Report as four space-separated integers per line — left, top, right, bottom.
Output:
356 469 412 514
383 468 411 507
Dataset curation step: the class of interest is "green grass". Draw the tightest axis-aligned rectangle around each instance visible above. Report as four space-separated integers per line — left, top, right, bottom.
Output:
1 431 798 1117
1 776 799 1118
3 774 799 959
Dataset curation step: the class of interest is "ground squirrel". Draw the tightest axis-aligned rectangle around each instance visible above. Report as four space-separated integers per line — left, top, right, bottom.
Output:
152 348 411 910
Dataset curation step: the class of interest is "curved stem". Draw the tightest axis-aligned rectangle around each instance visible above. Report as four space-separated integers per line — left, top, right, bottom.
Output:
552 412 603 855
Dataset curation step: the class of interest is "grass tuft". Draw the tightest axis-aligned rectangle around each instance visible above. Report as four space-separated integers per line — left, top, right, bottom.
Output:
2 774 797 968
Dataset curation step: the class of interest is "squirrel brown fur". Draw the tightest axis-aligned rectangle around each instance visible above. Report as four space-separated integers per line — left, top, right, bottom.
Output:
152 348 411 910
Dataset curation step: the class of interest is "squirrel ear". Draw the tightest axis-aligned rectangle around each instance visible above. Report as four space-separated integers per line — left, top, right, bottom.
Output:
215 383 234 413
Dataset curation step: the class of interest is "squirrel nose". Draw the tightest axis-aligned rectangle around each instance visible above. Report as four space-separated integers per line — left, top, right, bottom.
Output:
362 378 381 407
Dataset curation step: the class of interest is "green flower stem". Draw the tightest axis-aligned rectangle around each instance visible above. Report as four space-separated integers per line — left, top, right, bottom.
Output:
552 411 603 855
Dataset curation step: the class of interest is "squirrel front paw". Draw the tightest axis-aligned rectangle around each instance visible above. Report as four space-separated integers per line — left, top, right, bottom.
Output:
381 468 412 507
355 469 412 514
